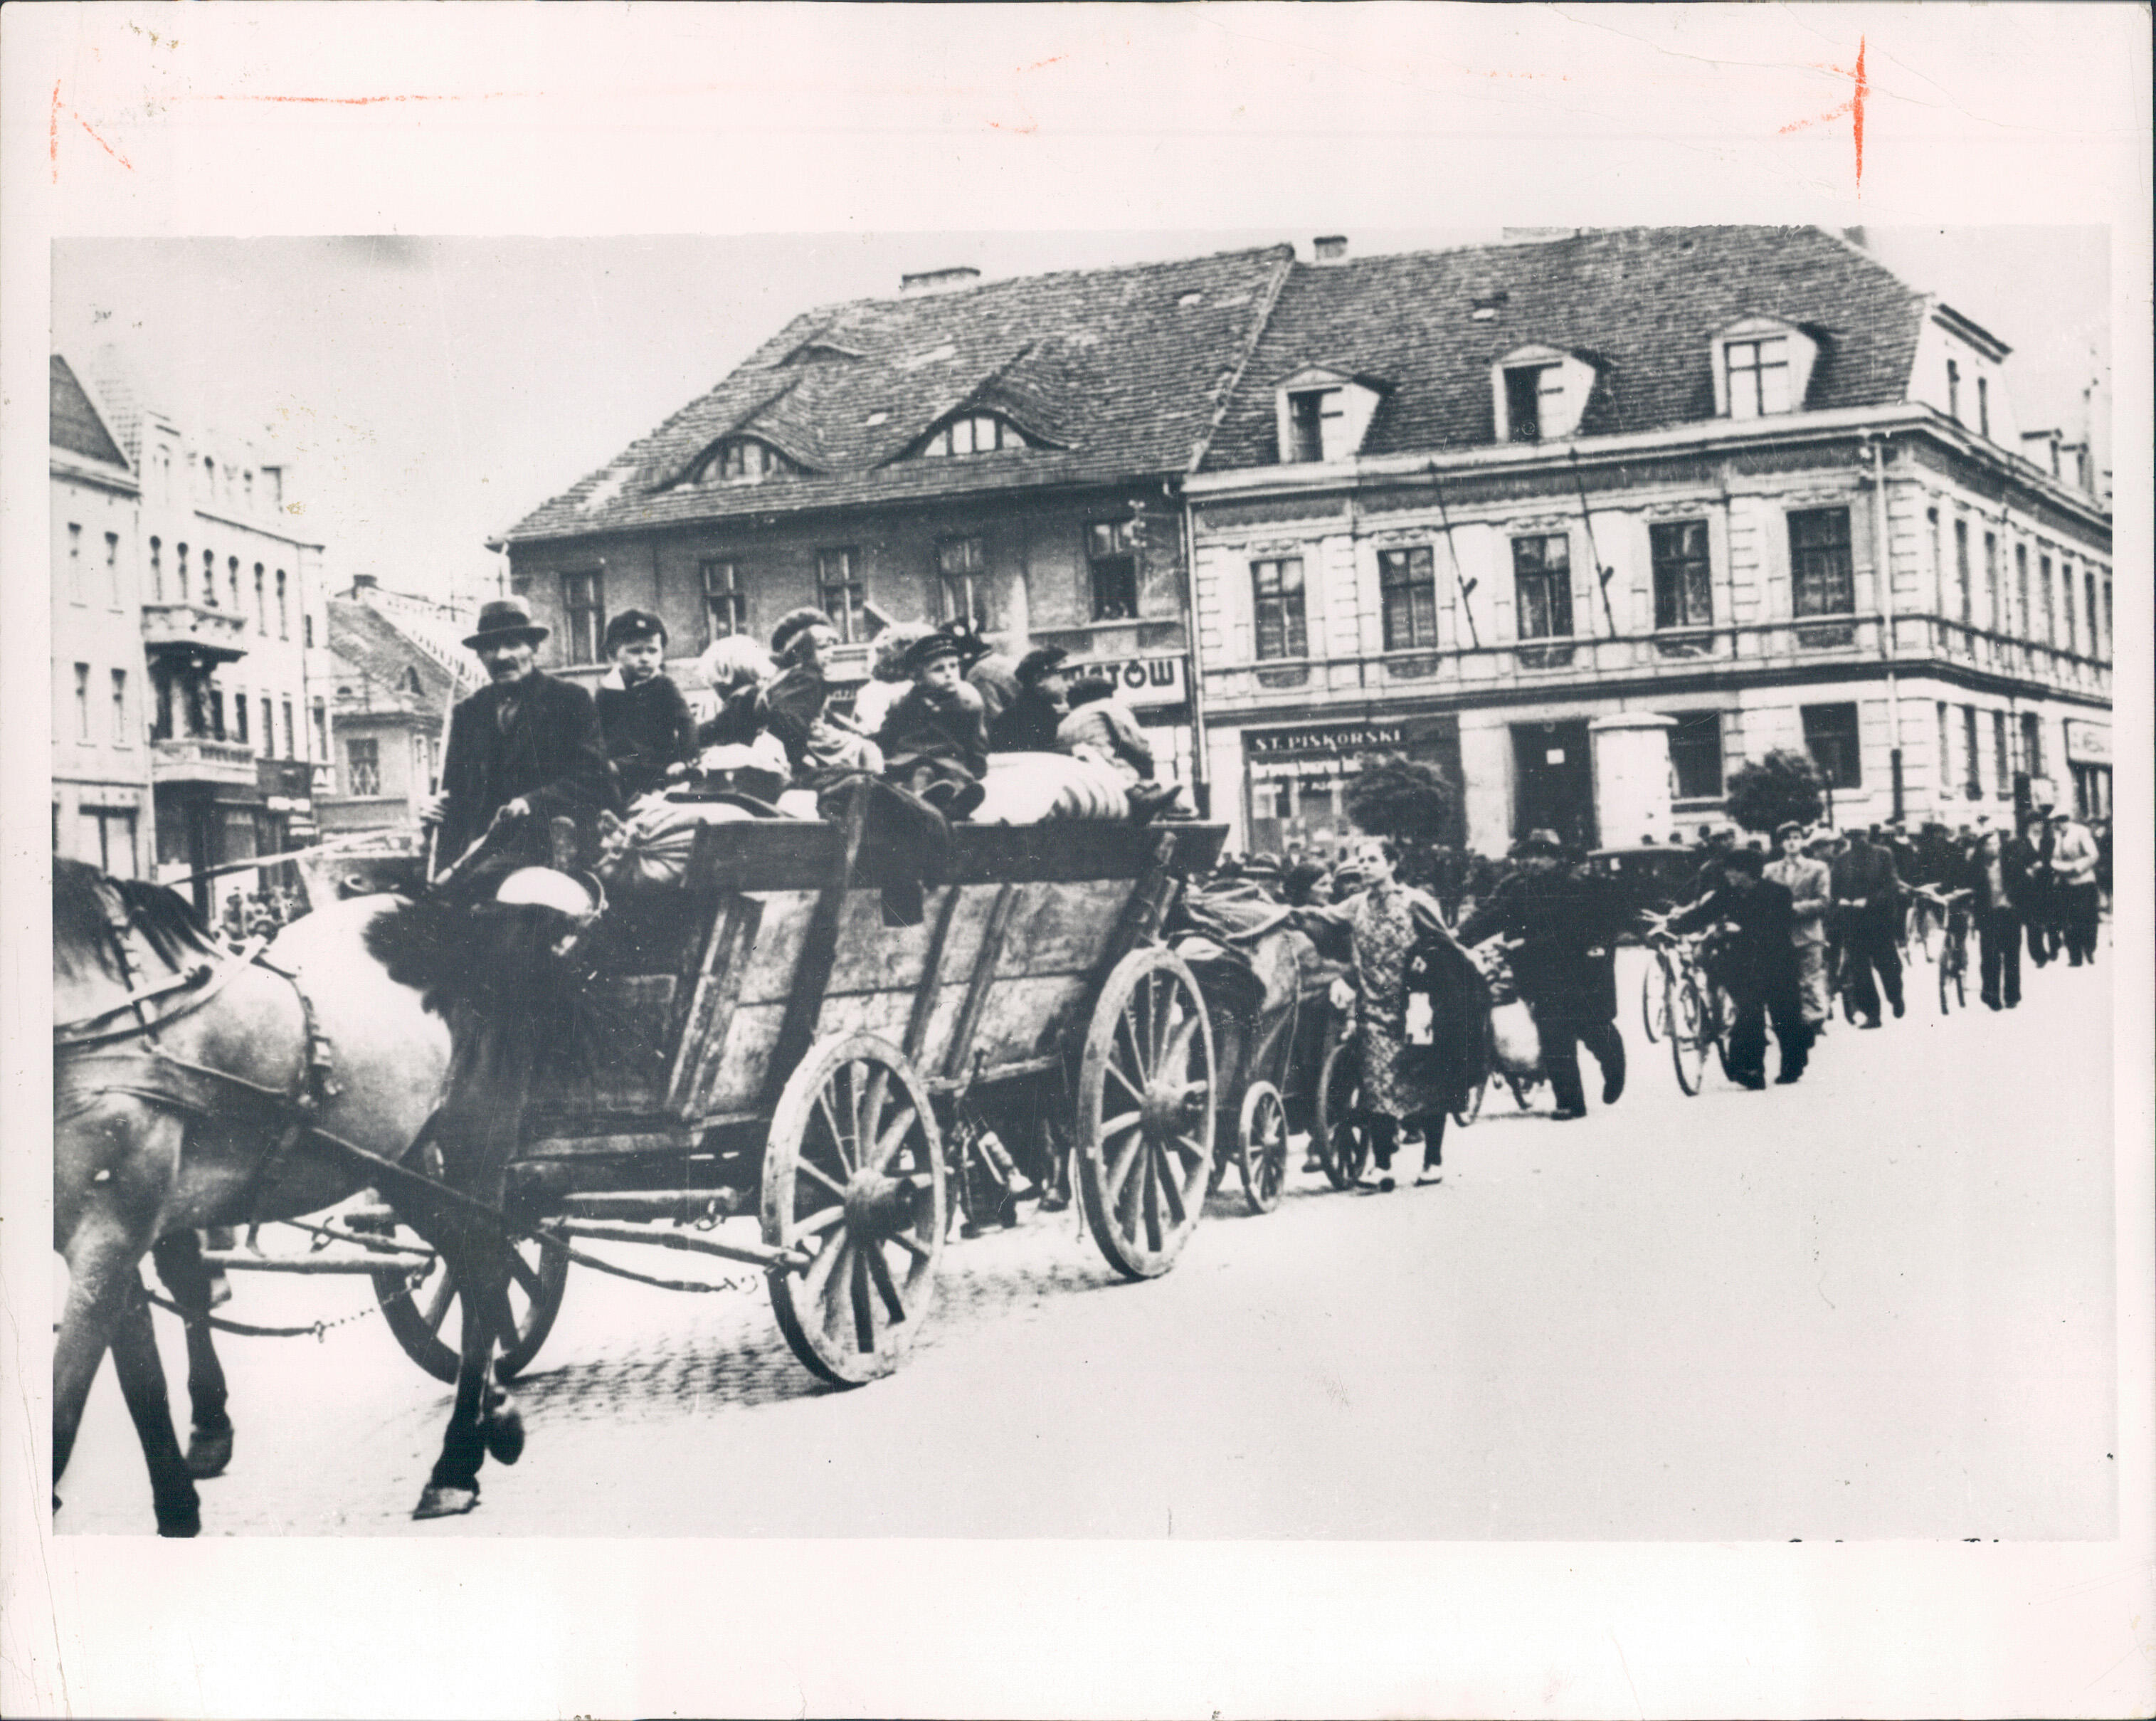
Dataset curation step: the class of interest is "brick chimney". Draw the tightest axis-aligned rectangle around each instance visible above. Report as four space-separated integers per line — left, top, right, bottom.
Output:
1313 235 1348 264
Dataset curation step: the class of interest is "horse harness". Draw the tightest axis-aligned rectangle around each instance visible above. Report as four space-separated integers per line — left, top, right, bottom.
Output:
54 881 347 1212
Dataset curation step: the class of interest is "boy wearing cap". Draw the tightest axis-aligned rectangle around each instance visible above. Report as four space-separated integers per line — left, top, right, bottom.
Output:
594 609 698 800
877 631 990 818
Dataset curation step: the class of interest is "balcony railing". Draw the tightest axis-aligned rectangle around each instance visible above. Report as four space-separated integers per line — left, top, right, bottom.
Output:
151 737 260 786
1205 611 2111 706
142 602 249 661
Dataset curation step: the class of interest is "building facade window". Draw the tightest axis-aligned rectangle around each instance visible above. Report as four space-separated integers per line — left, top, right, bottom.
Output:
2039 554 2056 644
1962 705 1982 796
1087 520 1140 621
919 413 1027 458
708 438 798 482
203 548 216 605
1511 534 1573 638
149 537 162 601
66 524 83 603
1982 532 1999 631
1249 557 1308 660
1503 365 1560 443
1801 702 1862 789
275 569 289 639
699 559 746 643
1649 520 1713 629
176 543 189 602
1378 547 1438 650
305 612 315 648
1725 337 1792 416
1991 710 2009 793
2061 557 2076 652
347 737 381 796
2014 544 2029 641
936 537 988 629
229 557 241 614
1287 390 1340 462
235 690 249 745
110 670 128 745
1787 507 1854 616
260 698 275 759
106 534 122 607
1950 518 1972 623
815 549 865 643
1667 710 1725 801
561 569 606 662
209 689 226 741
1977 376 1990 438
282 700 296 761
73 663 91 741
2020 712 2043 779
255 565 267 633
1936 702 1952 795
1946 358 1961 422
2088 570 2103 660
2103 575 2113 662
311 700 327 762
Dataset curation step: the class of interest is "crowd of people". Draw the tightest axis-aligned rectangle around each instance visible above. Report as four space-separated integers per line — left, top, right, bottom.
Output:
1200 800 2109 1194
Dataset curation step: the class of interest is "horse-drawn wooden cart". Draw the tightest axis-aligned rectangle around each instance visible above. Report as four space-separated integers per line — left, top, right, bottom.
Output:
347 811 1227 1386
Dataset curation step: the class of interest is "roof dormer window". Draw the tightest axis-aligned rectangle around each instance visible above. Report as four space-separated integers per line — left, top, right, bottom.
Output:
919 411 1030 457
1490 345 1596 443
1274 365 1388 464
1711 317 1819 420
703 437 800 483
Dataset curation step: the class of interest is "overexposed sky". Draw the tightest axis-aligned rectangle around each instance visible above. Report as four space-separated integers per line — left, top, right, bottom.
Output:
53 226 2109 614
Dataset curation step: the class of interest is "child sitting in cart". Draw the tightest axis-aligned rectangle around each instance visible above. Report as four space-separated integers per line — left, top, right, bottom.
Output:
595 609 699 800
759 607 882 787
877 630 990 819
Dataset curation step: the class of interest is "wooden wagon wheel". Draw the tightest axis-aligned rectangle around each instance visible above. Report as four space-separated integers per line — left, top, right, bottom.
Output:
1236 1080 1289 1215
762 1032 946 1386
1314 1036 1370 1191
1075 947 1216 1279
372 1233 569 1386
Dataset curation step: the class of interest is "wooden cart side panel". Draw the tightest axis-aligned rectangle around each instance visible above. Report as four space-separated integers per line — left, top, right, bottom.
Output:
699 974 1097 1113
667 894 766 1112
683 818 1227 894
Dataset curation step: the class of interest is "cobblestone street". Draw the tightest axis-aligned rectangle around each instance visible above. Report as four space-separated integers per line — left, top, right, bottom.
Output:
56 947 2116 1542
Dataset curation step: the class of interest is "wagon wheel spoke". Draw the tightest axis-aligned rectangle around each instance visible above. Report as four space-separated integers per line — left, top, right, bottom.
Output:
871 1102 920 1172
1105 1061 1146 1109
865 1244 909 1325
506 1250 545 1304
1170 1132 1208 1166
1153 1142 1188 1228
884 1226 934 1264
848 1242 877 1354
798 1158 848 1201
1104 1125 1146 1209
801 1231 849 1305
420 1269 456 1335
1140 1140 1164 1252
815 1085 855 1172
856 1062 890 1164
1116 1009 1150 1091
793 1204 847 1241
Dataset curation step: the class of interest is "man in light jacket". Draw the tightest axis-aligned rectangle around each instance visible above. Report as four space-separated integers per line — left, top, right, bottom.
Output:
2048 810 2102 966
1764 820 1832 1031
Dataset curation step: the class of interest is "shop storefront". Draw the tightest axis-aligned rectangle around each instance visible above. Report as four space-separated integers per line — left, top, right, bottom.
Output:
1238 713 1464 858
2063 718 2111 820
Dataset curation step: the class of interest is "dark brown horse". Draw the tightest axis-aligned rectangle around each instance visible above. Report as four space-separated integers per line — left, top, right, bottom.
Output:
52 860 545 1531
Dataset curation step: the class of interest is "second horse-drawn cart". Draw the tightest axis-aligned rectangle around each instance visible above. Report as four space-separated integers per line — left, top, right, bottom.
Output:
311 806 1232 1387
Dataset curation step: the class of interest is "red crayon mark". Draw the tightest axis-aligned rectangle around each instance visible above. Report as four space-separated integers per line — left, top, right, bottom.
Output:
1018 54 1067 73
51 79 60 183
1775 34 1869 195
51 80 135 181
198 90 523 105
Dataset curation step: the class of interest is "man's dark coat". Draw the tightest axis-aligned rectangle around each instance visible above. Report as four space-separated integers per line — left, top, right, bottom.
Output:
438 670 618 862
1457 863 1626 1023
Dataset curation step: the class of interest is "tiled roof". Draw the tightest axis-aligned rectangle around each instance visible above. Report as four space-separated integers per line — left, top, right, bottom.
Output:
1201 226 1929 469
327 599 462 715
51 354 130 470
503 246 1295 544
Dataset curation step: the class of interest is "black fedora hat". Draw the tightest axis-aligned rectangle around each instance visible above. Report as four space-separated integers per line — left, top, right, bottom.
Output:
463 596 550 649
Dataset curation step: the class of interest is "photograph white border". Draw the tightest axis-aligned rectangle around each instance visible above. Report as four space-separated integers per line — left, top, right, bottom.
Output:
4 6 2150 1716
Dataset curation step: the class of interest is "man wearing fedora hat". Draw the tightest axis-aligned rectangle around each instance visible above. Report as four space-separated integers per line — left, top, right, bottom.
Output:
418 596 618 875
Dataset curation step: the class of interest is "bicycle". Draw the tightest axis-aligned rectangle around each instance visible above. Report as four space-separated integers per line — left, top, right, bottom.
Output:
1902 885 1946 964
1636 907 1686 1045
1655 927 1735 1096
1934 886 1972 1013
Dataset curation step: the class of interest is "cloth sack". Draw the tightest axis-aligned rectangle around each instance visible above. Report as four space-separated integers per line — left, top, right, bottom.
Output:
973 751 1131 823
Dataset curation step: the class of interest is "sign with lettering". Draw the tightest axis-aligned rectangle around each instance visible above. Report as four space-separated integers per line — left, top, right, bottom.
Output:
2063 720 2110 764
1105 654 1187 709
1245 722 1410 759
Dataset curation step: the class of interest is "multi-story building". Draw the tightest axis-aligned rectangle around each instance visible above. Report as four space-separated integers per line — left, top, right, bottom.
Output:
497 248 1302 797
1183 228 2113 853
50 356 152 876
86 354 334 907
316 575 477 838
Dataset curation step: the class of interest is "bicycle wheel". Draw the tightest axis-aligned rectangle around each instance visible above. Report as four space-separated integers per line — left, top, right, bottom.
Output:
1711 986 1737 1080
1669 974 1708 1095
1640 952 1670 1044
1948 930 1967 1008
1911 902 1943 964
1314 1039 1370 1191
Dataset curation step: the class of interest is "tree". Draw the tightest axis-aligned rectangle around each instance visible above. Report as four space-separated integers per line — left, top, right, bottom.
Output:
1724 747 1826 834
1345 752 1457 846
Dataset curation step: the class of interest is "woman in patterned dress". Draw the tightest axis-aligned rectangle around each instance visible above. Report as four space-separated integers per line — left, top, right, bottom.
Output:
1286 838 1473 1191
